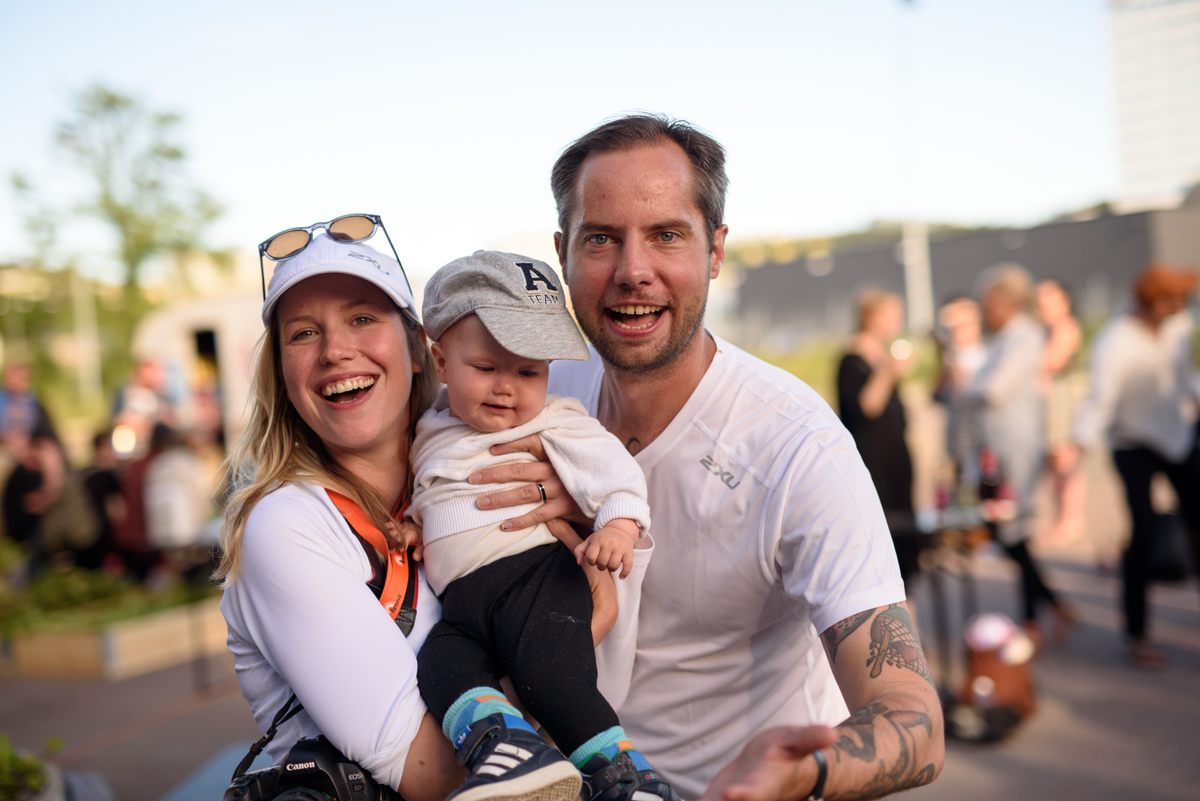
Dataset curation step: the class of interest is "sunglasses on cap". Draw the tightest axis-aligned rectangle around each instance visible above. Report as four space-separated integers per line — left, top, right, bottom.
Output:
257 213 415 305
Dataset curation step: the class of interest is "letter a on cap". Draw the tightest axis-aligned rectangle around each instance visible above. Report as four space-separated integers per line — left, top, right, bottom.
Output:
517 262 558 292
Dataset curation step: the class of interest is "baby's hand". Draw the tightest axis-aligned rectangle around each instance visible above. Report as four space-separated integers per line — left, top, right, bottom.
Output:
574 519 640 579
388 519 425 562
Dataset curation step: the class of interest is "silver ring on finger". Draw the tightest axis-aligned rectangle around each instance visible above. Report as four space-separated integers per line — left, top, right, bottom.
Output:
536 482 547 503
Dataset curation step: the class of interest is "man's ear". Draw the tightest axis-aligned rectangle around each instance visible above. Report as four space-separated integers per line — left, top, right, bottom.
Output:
430 340 448 384
709 224 729 280
554 231 567 276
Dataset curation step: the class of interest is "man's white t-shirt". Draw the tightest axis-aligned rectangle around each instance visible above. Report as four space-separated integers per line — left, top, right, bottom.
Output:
550 335 905 799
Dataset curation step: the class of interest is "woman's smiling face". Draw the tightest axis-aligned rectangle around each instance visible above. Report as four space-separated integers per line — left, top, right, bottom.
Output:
277 273 418 464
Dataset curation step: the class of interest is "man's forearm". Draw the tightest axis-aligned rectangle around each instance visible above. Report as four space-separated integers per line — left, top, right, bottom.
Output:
819 602 945 800
822 692 941 800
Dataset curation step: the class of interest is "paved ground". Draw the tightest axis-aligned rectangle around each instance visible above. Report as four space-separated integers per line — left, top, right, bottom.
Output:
1 422 1197 800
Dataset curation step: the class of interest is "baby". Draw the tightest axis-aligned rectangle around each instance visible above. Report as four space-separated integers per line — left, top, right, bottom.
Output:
410 251 678 801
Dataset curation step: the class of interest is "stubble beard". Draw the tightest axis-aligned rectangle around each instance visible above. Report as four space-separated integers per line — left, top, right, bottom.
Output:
580 288 709 376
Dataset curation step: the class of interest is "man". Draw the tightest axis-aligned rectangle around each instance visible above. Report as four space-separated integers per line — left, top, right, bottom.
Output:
518 114 942 800
1069 264 1200 668
967 266 1072 648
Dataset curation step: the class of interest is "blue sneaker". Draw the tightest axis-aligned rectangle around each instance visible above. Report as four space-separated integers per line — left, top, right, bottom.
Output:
580 751 679 801
448 713 581 801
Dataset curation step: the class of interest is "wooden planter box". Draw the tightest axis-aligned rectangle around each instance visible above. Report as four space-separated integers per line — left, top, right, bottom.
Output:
7 597 226 680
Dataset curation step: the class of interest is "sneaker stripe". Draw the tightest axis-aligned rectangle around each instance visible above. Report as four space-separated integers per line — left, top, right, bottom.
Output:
633 792 662 801
485 754 522 770
451 763 581 801
477 765 507 777
495 743 534 760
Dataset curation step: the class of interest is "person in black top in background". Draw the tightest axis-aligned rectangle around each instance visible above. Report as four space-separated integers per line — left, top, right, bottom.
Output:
78 430 125 571
837 288 919 584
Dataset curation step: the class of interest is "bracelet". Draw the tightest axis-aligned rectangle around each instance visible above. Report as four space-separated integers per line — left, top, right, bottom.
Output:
805 749 827 801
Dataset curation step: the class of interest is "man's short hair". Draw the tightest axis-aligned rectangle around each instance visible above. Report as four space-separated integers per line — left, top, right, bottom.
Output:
551 113 728 249
976 262 1033 308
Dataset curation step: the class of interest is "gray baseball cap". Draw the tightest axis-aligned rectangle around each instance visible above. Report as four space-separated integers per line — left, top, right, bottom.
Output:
423 250 589 361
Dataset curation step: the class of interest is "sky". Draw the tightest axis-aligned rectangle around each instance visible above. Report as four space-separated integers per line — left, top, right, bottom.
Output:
0 0 1118 288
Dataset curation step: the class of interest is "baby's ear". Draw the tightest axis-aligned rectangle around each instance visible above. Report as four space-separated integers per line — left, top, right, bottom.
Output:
429 340 448 382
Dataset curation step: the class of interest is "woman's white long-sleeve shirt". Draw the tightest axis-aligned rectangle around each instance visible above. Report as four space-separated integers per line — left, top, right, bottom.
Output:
220 482 442 792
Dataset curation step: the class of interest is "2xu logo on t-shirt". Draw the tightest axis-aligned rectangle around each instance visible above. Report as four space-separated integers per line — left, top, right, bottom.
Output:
700 454 741 489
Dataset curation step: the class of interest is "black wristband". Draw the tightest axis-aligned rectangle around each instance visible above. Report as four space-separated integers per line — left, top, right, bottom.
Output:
805 749 827 801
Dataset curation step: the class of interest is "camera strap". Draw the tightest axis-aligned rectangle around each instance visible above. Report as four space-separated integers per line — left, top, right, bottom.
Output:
230 692 304 780
325 489 419 636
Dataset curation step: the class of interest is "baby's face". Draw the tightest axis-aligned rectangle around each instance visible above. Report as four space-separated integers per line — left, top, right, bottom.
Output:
431 314 549 433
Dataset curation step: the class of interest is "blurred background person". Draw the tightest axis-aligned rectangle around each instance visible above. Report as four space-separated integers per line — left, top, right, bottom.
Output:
1 409 66 572
1037 279 1087 546
969 264 1074 648
78 429 126 572
1070 264 1200 669
933 295 988 491
0 361 55 454
111 356 176 460
0 361 57 521
836 288 919 586
144 424 215 581
113 421 175 583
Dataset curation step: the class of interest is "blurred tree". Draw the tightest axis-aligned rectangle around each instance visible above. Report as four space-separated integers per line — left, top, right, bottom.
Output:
4 85 229 441
54 84 228 318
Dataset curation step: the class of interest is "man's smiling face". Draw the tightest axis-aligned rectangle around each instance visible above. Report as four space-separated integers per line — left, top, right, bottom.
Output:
557 141 726 374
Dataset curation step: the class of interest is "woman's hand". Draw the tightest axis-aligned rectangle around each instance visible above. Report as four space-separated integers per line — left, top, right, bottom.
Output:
388 519 425 562
469 433 588 530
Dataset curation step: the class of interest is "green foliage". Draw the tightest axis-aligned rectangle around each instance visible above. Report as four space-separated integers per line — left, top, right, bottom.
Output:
0 562 216 637
55 85 225 295
751 335 939 406
4 83 228 444
0 735 47 801
0 264 146 422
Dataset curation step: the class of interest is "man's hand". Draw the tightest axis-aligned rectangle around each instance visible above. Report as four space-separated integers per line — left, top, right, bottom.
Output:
469 433 587 530
574 519 639 579
699 726 835 801
545 518 617 645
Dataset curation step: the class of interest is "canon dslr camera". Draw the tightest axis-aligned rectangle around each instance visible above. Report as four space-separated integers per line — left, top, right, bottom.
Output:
224 736 398 801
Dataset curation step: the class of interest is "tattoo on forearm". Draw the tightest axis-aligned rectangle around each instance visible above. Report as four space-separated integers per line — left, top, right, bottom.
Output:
822 609 874 662
866 605 935 689
833 701 937 799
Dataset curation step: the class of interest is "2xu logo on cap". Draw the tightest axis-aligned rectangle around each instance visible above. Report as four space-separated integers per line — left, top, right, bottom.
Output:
348 251 389 274
516 262 561 305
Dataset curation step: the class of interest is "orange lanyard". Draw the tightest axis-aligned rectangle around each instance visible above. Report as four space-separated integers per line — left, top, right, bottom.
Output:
325 489 418 627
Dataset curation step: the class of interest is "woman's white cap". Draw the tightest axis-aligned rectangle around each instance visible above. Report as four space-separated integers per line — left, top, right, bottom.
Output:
261 234 416 325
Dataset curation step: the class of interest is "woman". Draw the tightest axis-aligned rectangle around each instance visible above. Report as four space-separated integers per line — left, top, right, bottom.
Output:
836 289 919 584
217 220 608 800
1036 279 1086 546
933 295 988 490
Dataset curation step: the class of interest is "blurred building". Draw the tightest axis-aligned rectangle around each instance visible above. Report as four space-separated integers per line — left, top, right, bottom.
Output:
1109 0 1200 211
735 201 1200 347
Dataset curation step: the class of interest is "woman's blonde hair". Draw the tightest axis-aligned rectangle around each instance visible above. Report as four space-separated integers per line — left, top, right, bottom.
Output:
855 287 901 333
215 312 438 583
